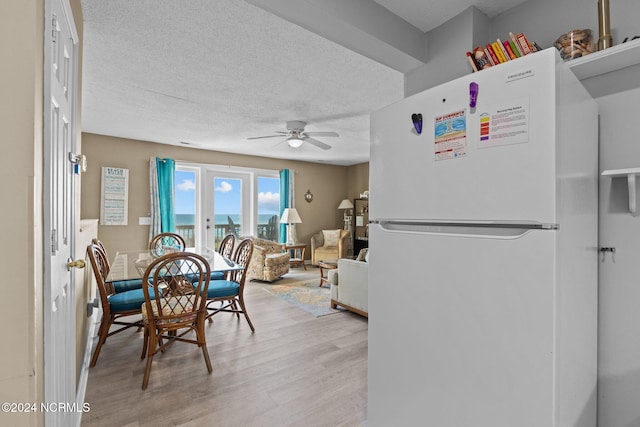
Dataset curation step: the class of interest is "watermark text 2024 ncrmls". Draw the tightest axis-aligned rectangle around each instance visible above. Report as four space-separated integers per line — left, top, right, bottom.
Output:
1 402 90 413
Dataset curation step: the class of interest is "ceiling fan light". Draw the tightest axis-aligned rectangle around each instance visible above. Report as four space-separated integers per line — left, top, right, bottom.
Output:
287 136 304 148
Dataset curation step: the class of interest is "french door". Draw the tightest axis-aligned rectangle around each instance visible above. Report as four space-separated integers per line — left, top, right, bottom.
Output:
205 171 250 249
174 164 281 250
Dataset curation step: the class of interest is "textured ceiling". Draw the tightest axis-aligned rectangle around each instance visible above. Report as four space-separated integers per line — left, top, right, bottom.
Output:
80 0 528 166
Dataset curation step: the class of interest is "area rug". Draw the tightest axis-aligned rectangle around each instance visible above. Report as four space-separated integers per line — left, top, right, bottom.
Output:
255 277 343 317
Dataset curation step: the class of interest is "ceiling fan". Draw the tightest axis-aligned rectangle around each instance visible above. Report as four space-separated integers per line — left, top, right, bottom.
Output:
248 120 339 150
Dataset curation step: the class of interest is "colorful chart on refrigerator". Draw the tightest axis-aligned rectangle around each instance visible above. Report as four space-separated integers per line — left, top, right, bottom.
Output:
479 97 529 149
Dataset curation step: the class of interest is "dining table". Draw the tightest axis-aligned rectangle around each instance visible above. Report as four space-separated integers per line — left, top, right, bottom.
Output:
105 247 242 283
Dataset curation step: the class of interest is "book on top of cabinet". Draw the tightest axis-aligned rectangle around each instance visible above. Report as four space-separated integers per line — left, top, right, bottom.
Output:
466 31 540 73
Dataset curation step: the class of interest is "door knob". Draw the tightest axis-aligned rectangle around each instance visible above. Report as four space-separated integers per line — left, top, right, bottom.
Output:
67 259 86 270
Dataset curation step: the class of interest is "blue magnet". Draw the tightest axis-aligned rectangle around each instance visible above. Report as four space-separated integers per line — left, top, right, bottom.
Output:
411 113 422 135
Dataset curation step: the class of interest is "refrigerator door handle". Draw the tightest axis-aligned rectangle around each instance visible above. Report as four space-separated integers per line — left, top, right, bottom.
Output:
375 220 558 240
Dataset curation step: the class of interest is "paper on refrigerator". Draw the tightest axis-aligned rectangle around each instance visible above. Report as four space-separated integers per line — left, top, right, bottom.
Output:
434 110 467 161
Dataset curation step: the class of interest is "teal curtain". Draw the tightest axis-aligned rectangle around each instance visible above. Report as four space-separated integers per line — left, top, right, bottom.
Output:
156 158 176 233
150 158 160 240
279 169 291 243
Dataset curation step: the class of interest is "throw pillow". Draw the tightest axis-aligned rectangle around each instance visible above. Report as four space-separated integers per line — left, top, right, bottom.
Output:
322 229 341 247
356 248 369 262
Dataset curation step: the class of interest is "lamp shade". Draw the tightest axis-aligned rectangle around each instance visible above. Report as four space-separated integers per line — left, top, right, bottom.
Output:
287 137 304 148
338 199 354 210
280 208 302 224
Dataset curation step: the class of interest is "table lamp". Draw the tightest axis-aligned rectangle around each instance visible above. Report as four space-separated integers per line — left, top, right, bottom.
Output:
280 208 302 245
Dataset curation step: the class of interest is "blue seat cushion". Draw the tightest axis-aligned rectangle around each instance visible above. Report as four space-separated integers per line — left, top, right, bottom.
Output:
112 278 144 293
210 271 225 280
206 280 239 299
184 272 224 283
108 288 154 312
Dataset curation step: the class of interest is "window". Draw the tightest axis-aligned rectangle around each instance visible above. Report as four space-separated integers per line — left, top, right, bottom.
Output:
257 176 280 241
174 163 280 249
174 168 198 247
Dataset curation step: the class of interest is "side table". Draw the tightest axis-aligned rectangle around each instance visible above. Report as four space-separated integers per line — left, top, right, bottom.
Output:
318 260 338 287
284 243 307 270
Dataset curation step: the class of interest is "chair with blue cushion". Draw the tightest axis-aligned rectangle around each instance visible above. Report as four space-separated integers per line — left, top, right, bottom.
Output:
140 251 212 389
218 233 235 259
205 238 255 331
87 243 150 367
211 233 235 281
92 238 143 293
148 232 186 258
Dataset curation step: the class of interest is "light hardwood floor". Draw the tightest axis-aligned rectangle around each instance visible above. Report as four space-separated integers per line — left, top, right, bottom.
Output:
82 269 368 427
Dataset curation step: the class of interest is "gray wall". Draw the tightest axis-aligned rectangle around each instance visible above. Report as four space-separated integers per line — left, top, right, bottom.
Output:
405 7 489 96
593 84 640 427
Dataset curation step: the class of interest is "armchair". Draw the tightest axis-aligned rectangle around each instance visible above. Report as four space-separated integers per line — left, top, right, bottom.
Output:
310 229 350 265
243 237 290 282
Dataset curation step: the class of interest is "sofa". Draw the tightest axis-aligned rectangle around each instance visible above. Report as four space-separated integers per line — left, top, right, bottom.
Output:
327 249 368 317
243 237 290 282
310 229 350 265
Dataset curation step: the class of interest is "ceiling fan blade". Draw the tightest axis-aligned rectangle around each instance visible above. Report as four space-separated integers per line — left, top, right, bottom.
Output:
247 134 286 140
304 137 332 150
304 131 339 137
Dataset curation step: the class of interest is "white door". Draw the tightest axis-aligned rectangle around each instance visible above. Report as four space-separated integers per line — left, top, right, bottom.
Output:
44 0 79 425
205 171 250 249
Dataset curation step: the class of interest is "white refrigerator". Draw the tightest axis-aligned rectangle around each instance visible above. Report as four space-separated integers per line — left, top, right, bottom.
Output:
368 48 598 427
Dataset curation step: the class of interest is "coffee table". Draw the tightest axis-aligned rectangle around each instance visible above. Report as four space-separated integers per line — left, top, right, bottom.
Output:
318 260 338 287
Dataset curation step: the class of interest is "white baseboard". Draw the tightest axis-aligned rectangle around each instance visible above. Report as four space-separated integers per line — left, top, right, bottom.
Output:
75 307 100 427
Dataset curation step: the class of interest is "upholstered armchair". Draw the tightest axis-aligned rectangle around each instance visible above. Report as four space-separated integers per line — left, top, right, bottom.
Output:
310 229 350 265
243 237 290 282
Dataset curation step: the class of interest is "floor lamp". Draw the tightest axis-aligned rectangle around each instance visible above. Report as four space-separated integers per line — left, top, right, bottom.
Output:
280 208 302 245
338 199 354 256
338 199 354 231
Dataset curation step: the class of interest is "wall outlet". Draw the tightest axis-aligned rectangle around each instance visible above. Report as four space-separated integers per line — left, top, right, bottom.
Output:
139 216 151 225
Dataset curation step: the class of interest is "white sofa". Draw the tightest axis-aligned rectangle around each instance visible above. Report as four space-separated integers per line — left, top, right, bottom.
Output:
327 258 368 317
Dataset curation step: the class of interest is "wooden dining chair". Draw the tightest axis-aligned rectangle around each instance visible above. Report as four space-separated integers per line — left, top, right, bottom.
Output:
87 243 147 367
140 252 212 389
218 233 236 259
205 238 255 331
212 233 236 281
91 238 108 258
92 238 143 293
148 232 186 257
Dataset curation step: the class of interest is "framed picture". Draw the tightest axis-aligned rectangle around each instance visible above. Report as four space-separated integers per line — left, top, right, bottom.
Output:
356 215 364 227
100 167 129 225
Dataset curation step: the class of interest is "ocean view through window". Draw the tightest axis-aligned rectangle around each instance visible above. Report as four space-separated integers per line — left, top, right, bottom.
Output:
257 176 280 241
175 169 197 247
174 163 281 248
